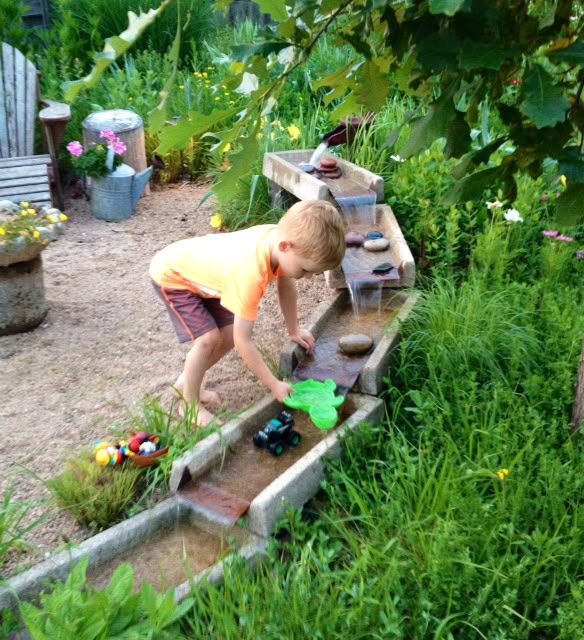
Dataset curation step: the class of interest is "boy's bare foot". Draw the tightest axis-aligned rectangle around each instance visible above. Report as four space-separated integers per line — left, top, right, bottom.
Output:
196 406 223 428
173 380 221 408
199 389 221 408
176 402 223 428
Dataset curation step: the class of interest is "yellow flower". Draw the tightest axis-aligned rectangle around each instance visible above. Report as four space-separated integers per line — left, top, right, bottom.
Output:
0 228 5 235
20 210 27 216
287 124 301 142
224 92 230 96
33 230 40 239
27 208 36 215
223 143 231 153
179 85 185 90
202 72 208 78
47 214 57 223
256 132 264 139
561 174 567 187
207 66 214 70
496 468 510 481
129 97 133 102
210 214 222 229
60 213 68 222
20 201 29 208
215 96 221 101
229 100 235 105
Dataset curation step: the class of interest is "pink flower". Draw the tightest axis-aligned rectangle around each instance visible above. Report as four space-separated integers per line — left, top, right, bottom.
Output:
510 79 522 86
557 235 574 242
66 141 84 157
99 130 117 142
542 230 559 237
112 141 127 155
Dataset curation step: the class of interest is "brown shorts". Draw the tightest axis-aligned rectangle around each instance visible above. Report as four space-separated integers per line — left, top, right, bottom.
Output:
152 281 234 343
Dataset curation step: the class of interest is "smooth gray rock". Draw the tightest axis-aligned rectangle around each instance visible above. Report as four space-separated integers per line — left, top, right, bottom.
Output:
363 238 390 251
346 231 365 247
339 333 374 355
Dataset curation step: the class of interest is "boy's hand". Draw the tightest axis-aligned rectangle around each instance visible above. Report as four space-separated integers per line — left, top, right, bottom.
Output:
271 380 295 403
289 328 315 355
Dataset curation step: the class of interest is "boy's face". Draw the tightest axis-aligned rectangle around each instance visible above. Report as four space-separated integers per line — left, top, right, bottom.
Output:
277 242 323 279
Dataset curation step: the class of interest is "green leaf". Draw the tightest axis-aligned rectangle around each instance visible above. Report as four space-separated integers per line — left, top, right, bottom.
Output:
558 147 584 184
520 64 571 129
400 81 458 158
548 41 584 66
443 166 504 205
213 127 261 203
107 563 135 605
256 0 288 21
156 107 241 153
429 0 467 15
63 0 173 103
231 41 291 62
444 110 471 159
19 602 50 640
148 6 181 136
356 61 388 111
458 42 518 70
554 183 584 225
416 33 460 71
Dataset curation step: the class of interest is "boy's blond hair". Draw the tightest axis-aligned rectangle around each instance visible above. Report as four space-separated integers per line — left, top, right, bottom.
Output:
278 200 346 270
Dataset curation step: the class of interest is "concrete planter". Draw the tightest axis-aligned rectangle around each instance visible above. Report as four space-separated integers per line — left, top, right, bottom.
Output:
0 255 47 335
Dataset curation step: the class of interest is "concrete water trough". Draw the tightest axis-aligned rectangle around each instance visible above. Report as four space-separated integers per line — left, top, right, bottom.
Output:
280 288 420 397
170 392 385 538
263 149 385 204
0 495 267 612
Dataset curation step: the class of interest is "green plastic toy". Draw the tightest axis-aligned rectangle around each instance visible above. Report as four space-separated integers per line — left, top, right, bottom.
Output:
283 379 345 430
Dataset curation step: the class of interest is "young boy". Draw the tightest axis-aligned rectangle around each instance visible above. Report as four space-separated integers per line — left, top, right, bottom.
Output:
149 199 346 427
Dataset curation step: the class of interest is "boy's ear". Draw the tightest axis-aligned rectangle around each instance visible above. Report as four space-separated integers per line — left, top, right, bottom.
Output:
278 240 293 252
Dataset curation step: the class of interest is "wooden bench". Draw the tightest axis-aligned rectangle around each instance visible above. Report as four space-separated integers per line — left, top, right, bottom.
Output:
0 155 51 206
0 42 71 208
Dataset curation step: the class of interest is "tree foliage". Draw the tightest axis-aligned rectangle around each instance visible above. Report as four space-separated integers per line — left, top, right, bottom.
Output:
157 0 583 223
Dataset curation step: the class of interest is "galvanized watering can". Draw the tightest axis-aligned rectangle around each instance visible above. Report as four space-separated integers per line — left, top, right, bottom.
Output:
90 163 153 222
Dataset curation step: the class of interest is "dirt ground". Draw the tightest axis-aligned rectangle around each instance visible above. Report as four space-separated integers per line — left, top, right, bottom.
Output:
0 182 333 577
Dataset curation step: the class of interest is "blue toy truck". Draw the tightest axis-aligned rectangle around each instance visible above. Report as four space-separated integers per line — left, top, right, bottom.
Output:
253 410 301 456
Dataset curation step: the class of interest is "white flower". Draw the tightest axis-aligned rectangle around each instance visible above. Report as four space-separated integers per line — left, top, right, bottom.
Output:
486 200 504 210
390 155 405 163
504 208 523 223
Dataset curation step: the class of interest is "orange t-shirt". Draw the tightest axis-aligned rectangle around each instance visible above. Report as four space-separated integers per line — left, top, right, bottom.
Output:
149 225 283 322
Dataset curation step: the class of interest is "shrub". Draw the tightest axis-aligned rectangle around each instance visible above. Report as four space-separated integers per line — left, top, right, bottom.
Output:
48 454 143 531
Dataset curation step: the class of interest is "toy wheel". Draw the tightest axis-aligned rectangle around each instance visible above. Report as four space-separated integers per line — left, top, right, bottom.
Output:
287 431 301 447
253 433 264 447
268 442 285 456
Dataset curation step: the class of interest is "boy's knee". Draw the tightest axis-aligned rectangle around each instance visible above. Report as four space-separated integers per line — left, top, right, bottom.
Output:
196 329 222 351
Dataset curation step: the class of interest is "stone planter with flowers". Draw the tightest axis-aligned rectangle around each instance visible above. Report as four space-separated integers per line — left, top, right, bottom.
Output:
0 201 67 335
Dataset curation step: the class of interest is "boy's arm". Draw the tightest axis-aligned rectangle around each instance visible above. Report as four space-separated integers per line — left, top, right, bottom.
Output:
233 316 293 403
277 276 315 354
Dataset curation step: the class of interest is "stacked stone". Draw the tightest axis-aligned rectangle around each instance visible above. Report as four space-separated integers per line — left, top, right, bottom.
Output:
318 157 342 179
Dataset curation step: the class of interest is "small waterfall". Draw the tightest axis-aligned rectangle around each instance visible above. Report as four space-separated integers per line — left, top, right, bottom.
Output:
335 191 377 226
347 279 383 316
308 142 329 168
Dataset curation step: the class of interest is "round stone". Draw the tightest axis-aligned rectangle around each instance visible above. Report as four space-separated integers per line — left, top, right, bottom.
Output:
345 231 365 247
367 231 384 240
363 238 390 251
320 158 337 168
339 334 374 355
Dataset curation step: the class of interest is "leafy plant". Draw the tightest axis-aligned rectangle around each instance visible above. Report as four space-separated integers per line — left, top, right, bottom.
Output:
0 485 47 571
66 130 126 178
0 202 68 254
19 557 193 639
47 454 144 531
